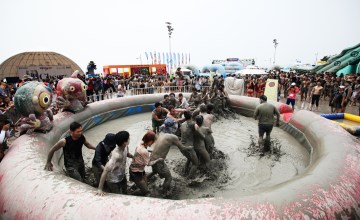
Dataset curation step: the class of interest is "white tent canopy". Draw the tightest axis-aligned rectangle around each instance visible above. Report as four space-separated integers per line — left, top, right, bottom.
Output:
236 68 268 76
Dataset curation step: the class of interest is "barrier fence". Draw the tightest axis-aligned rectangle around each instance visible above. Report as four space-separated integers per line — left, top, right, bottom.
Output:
86 85 211 103
2 86 211 124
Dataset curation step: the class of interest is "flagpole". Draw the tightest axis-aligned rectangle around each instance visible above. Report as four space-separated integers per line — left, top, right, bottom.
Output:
166 22 174 76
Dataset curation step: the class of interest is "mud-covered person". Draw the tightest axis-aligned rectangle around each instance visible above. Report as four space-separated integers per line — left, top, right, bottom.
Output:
92 132 134 188
129 131 163 196
149 129 193 196
218 84 229 109
45 122 96 182
160 94 171 110
188 87 201 108
199 104 215 153
96 131 133 196
180 111 200 179
253 95 280 154
152 102 169 133
194 115 212 168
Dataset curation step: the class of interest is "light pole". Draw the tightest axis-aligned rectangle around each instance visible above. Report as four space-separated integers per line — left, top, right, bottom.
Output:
273 39 278 64
166 22 174 75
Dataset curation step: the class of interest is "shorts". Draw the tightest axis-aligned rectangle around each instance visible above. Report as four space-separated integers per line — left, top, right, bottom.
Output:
286 98 295 106
152 118 164 128
129 170 145 182
151 160 171 179
107 177 127 194
258 124 273 136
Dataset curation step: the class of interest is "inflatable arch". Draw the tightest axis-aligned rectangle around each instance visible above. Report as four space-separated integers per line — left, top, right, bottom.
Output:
201 64 226 76
179 65 200 76
0 95 359 219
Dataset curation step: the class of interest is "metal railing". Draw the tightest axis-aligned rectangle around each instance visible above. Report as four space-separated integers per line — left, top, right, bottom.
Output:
86 86 211 103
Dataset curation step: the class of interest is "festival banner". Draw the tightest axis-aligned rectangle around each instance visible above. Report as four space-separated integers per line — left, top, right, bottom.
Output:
166 53 169 64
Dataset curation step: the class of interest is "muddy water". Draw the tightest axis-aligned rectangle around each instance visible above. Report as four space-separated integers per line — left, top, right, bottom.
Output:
82 113 310 199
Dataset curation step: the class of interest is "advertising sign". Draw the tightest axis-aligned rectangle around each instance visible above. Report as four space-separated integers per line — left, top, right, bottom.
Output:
18 65 73 80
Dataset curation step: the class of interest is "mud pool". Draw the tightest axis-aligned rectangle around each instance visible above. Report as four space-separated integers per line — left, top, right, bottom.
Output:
82 113 310 200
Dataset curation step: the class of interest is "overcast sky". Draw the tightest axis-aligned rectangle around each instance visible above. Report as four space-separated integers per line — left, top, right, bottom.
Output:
0 0 359 73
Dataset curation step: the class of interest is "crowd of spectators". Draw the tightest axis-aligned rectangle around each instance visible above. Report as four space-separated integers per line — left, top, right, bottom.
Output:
243 71 360 114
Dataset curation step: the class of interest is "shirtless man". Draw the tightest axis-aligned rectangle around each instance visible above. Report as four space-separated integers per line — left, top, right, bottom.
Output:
189 88 201 107
194 115 212 167
218 85 229 109
180 111 201 178
166 105 187 124
199 104 215 153
309 81 323 111
149 132 193 196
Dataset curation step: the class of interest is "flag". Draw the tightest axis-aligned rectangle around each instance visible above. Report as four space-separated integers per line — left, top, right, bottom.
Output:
154 51 157 64
170 53 173 65
185 53 188 64
150 52 153 64
145 52 148 62
166 53 169 64
177 53 180 66
162 52 165 65
182 53 184 64
189 53 191 64
158 52 161 64
173 52 176 67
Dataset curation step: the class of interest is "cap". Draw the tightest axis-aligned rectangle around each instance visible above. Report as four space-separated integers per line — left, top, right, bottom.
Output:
339 86 345 89
291 82 296 86
164 118 175 127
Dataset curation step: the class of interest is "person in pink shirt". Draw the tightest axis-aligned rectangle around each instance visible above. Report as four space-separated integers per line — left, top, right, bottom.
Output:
286 82 299 111
129 131 163 196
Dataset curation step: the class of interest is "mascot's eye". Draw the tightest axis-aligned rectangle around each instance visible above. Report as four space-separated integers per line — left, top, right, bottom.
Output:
69 86 75 92
39 93 51 108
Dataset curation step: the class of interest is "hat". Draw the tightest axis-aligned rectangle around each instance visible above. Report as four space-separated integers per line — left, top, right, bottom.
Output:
291 82 296 86
339 86 345 89
22 75 33 80
164 118 175 127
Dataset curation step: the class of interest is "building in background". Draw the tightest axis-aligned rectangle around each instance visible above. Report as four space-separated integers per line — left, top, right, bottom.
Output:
103 64 167 78
0 52 83 83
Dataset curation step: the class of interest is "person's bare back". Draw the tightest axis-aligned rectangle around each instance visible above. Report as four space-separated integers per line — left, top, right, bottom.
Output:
200 112 214 129
150 133 190 161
